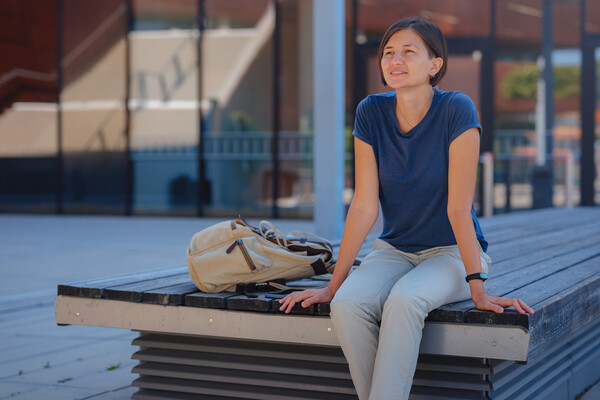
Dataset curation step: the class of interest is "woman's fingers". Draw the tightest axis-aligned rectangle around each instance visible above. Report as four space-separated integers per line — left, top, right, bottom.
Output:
487 297 534 315
278 290 313 313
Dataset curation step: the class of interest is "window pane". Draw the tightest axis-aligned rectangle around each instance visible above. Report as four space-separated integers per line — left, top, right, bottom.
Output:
496 0 541 48
130 0 198 215
202 0 273 217
0 0 58 212
61 0 128 214
357 0 491 43
277 0 313 218
494 59 538 211
438 54 482 213
585 0 600 35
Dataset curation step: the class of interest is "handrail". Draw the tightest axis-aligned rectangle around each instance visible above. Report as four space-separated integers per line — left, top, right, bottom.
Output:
0 69 56 89
61 3 126 69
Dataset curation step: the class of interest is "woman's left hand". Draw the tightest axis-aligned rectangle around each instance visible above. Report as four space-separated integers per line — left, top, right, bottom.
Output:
472 291 534 315
278 286 334 314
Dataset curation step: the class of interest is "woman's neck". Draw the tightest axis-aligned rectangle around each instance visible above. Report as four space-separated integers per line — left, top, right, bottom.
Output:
395 86 434 131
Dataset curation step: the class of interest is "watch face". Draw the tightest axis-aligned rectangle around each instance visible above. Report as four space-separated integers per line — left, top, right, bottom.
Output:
481 273 488 279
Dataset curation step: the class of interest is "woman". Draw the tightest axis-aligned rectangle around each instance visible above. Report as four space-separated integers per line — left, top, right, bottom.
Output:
279 17 534 400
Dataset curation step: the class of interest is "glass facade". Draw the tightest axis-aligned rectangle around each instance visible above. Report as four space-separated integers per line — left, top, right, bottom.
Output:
130 0 198 216
61 0 128 214
0 0 59 213
0 0 598 218
202 0 274 217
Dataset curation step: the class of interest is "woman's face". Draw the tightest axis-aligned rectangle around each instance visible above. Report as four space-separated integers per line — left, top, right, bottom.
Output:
380 28 442 90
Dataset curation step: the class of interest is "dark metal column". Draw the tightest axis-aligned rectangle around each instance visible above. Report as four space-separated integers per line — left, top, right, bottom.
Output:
124 0 133 215
533 0 554 209
480 0 496 155
580 0 597 206
196 0 206 216
271 0 281 218
56 0 64 214
349 0 358 191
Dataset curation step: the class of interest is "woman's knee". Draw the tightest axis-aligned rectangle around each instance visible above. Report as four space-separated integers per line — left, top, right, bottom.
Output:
383 290 428 317
330 294 377 324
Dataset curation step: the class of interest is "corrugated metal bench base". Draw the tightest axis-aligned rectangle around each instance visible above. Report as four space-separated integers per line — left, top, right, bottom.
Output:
130 321 600 400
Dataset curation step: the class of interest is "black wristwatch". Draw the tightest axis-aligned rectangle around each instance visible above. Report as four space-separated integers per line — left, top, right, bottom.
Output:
465 272 488 283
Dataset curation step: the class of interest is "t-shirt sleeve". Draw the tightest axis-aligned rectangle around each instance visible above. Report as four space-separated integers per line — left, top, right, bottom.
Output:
352 97 372 145
448 92 482 144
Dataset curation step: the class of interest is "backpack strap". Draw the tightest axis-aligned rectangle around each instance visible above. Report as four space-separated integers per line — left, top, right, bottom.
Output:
310 259 329 275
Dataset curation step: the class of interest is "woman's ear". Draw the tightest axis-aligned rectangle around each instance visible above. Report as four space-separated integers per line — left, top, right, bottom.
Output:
431 57 443 76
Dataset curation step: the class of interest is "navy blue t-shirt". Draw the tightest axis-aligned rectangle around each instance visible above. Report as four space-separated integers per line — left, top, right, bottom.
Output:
353 89 488 253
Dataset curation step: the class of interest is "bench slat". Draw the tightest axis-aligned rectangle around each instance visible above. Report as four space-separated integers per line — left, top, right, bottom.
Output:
185 292 238 309
481 208 596 245
103 273 192 302
142 282 200 305
226 294 275 313
132 375 357 400
487 219 600 263
132 347 352 379
57 266 188 298
132 361 357 394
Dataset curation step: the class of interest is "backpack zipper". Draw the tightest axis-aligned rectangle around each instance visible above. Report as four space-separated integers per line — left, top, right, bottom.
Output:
226 239 257 271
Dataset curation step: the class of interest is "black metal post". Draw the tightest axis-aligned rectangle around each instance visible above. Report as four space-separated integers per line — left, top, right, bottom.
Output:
124 0 133 215
478 0 496 216
349 0 358 191
580 0 596 206
480 0 496 155
533 0 554 209
271 0 281 218
196 0 206 216
56 0 64 214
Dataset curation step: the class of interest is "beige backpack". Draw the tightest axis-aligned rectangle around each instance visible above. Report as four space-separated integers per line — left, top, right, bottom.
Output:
187 217 334 293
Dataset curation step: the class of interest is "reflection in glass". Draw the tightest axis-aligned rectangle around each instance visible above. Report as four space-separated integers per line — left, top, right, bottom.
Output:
130 0 198 215
357 0 491 43
61 0 128 213
202 0 273 217
551 49 581 207
585 0 600 35
0 1 58 212
494 59 538 212
277 0 314 218
438 53 482 212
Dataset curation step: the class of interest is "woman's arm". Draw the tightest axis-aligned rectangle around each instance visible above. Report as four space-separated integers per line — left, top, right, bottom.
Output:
448 128 534 315
279 137 380 313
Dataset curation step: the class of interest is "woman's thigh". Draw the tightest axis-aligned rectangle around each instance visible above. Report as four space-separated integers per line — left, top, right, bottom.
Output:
332 239 415 315
388 246 491 310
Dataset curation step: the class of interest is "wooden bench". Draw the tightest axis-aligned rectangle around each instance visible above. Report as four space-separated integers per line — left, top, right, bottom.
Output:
54 207 600 400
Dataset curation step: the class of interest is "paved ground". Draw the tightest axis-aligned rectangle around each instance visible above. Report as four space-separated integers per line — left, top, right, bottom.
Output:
0 214 315 399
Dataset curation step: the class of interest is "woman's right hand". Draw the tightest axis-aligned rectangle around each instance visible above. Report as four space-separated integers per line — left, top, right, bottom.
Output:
278 286 334 314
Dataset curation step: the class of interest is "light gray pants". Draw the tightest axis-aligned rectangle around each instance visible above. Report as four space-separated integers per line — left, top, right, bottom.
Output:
330 239 492 400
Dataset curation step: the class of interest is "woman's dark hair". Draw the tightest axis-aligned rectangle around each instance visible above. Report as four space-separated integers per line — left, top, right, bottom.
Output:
377 17 448 87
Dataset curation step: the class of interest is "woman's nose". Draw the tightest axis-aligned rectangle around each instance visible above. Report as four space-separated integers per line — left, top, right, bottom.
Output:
392 53 404 64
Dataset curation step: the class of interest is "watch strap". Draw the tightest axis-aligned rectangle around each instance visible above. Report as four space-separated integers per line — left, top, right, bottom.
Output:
465 272 488 283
